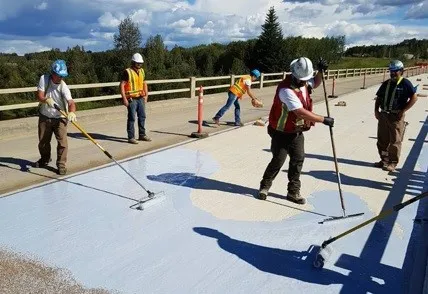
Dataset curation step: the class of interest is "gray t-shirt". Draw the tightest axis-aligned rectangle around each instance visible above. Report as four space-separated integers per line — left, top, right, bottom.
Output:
38 74 73 118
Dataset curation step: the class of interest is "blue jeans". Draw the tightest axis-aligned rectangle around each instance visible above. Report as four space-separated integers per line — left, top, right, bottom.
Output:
214 91 241 124
127 98 146 139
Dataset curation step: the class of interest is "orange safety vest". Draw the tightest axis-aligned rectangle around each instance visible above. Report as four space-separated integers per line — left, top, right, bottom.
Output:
268 75 314 133
230 75 251 98
124 68 146 98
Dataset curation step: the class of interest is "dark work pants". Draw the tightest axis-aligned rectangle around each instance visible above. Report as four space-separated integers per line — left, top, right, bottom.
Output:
260 129 305 196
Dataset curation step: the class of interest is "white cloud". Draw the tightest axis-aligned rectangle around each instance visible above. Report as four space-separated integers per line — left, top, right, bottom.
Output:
0 39 51 55
406 1 428 19
169 17 195 29
0 0 427 55
34 1 48 10
130 9 151 25
325 21 427 46
89 30 115 40
98 12 122 28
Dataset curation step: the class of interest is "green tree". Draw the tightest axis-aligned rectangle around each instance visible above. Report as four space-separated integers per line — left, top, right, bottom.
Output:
144 35 167 78
253 7 286 72
113 16 142 52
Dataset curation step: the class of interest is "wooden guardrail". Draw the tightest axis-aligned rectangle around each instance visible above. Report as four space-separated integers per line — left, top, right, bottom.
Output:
0 66 423 112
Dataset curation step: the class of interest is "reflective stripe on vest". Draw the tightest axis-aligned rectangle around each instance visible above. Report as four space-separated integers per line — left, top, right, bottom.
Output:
230 75 250 98
383 77 403 111
125 68 145 98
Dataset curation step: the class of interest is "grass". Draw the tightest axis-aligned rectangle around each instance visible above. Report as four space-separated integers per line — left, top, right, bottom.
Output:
331 57 420 69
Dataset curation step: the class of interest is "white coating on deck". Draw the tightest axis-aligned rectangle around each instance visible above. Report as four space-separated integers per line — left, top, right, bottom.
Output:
1 76 427 293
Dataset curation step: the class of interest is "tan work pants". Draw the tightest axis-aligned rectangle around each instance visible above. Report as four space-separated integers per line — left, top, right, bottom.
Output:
377 112 406 164
38 115 68 168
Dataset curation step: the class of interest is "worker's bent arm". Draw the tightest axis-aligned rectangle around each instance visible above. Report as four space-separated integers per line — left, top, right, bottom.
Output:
374 97 381 112
247 87 257 100
37 90 46 102
402 93 417 113
68 99 76 113
293 107 325 123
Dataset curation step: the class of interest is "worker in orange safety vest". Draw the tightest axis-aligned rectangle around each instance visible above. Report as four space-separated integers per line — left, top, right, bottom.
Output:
120 53 151 144
212 69 262 126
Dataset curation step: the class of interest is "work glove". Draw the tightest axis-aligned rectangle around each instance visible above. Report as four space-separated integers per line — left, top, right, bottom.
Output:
67 112 77 122
317 57 329 72
45 97 56 108
323 116 334 127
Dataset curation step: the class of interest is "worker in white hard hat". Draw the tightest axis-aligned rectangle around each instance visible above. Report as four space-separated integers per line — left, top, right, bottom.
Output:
373 60 417 171
257 57 334 205
120 53 151 144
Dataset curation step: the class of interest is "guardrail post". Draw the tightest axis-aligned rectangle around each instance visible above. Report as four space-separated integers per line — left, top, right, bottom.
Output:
230 74 235 86
327 70 330 80
259 73 264 89
383 69 386 82
190 77 196 99
283 71 287 80
361 71 367 89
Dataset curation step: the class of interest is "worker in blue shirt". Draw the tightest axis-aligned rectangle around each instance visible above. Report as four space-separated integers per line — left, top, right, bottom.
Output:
374 60 417 172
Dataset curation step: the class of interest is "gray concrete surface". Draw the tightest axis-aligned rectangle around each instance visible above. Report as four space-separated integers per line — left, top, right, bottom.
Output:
0 73 415 195
0 72 427 293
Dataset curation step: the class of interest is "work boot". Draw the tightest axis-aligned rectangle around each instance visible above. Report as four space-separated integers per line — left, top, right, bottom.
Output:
57 166 67 175
286 193 306 205
33 158 51 168
128 138 139 144
384 163 397 172
138 135 152 142
234 122 244 127
257 187 269 200
212 117 220 126
373 160 387 168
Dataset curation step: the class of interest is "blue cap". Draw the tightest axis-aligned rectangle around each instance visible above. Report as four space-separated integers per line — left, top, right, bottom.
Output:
51 59 68 78
251 69 261 79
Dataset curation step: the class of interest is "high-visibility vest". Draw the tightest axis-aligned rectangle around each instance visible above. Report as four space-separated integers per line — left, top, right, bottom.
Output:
124 68 146 98
230 75 251 98
268 75 313 133
382 77 403 112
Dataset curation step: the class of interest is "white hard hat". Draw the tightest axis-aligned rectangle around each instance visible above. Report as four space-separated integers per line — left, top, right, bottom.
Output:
290 57 314 81
389 60 404 71
132 53 144 63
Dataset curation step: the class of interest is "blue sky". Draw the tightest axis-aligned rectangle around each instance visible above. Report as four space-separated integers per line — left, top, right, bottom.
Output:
0 0 427 55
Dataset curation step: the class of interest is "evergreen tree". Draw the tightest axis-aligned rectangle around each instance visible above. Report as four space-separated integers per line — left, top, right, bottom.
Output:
113 16 142 52
144 35 167 78
253 7 286 72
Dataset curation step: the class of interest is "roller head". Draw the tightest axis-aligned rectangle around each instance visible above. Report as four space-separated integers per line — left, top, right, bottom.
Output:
130 191 165 211
313 243 333 269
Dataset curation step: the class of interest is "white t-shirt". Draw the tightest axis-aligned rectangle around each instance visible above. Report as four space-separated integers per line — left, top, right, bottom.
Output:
278 79 314 111
38 74 73 118
243 77 252 87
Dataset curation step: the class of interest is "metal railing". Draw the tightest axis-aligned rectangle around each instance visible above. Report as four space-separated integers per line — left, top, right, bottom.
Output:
0 66 423 112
